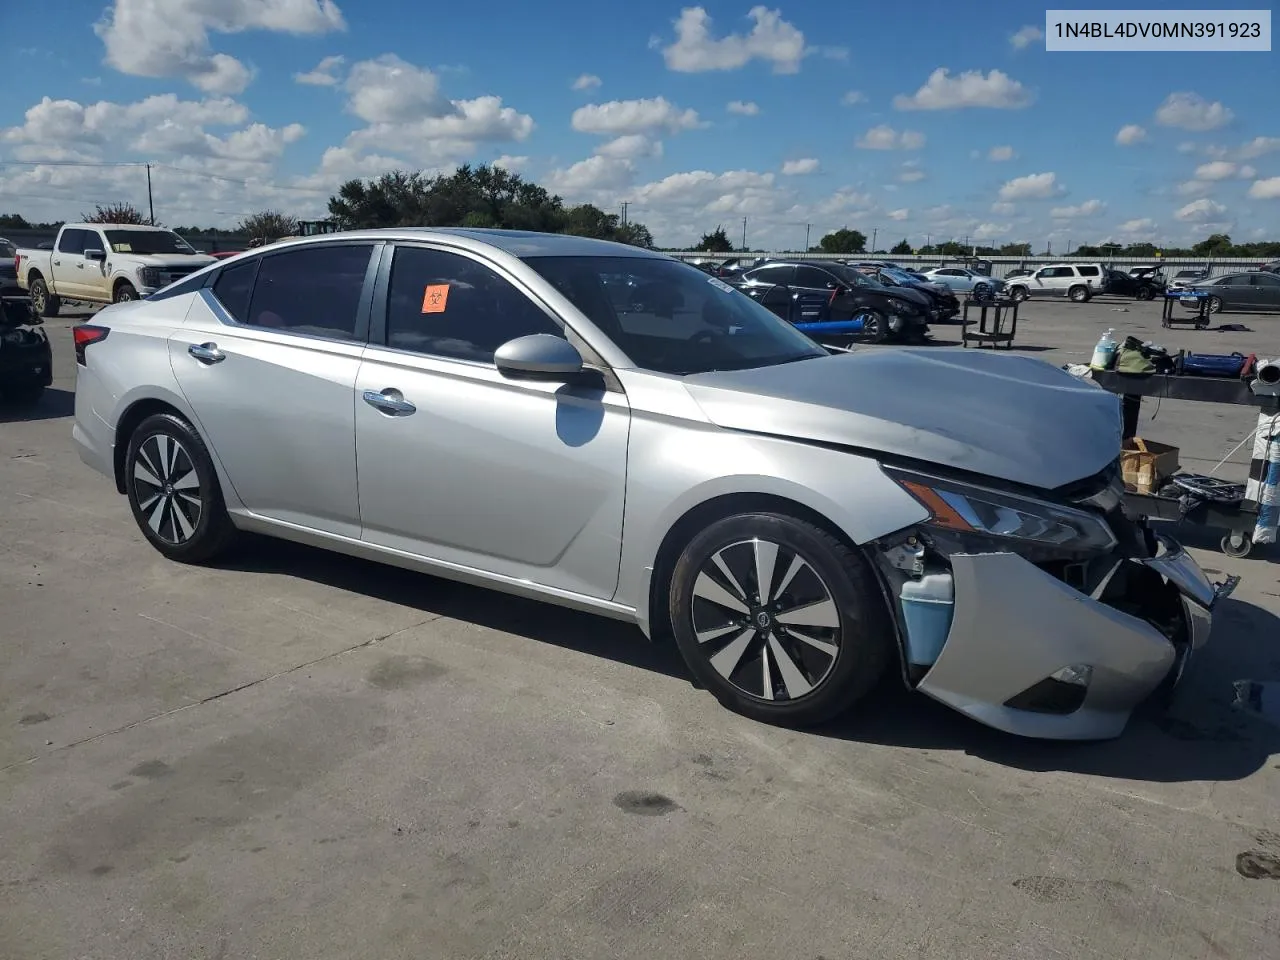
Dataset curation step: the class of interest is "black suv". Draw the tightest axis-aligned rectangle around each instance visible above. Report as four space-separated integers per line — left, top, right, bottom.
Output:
730 260 932 343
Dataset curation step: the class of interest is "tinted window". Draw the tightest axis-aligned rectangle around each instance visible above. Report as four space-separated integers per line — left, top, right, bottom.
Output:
936 269 962 276
1212 277 1235 286
1076 266 1100 277
525 255 826 375
385 246 561 362
244 244 372 340
211 260 258 321
57 229 88 254
1252 274 1280 286
795 265 838 288
744 264 794 285
0 240 15 259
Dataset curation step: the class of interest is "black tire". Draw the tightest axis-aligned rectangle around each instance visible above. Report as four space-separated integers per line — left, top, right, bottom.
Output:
1207 296 1224 314
1220 532 1251 559
668 512 893 727
858 309 889 344
1136 286 1155 301
124 412 239 563
29 278 61 318
1069 285 1091 303
973 282 991 298
114 282 138 303
1009 286 1029 302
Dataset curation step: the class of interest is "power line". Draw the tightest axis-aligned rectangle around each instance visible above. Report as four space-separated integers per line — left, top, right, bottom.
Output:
0 158 331 195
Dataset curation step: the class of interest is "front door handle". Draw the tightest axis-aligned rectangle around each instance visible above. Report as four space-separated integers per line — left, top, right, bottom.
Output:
188 342 225 364
362 388 416 416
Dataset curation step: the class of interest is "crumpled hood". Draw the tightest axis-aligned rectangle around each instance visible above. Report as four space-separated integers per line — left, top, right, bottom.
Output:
683 348 1122 490
880 286 930 310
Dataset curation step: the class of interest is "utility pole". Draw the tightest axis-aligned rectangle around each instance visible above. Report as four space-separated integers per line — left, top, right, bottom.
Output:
871 227 878 253
619 201 630 227
804 223 811 252
145 162 155 225
742 217 748 252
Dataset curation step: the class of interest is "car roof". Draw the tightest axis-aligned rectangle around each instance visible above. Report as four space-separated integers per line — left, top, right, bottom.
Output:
392 228 667 259
66 223 175 232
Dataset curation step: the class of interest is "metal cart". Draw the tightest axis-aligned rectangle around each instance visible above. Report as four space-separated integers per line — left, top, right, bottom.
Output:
960 297 1018 349
1090 369 1279 558
1161 291 1212 329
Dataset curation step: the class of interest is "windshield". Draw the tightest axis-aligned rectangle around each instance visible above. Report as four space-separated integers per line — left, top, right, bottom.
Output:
103 230 198 255
523 255 828 375
826 264 880 288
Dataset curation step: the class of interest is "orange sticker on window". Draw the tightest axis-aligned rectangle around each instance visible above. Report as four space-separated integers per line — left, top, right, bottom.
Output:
421 284 449 313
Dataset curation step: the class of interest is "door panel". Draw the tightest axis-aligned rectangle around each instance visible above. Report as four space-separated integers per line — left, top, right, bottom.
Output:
354 243 630 600
166 243 378 537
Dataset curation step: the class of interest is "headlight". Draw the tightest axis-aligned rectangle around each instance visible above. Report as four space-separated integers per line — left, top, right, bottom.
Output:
136 267 162 287
884 466 1118 556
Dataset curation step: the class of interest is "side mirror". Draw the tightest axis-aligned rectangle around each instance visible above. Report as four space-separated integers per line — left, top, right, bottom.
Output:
494 333 584 381
84 248 106 262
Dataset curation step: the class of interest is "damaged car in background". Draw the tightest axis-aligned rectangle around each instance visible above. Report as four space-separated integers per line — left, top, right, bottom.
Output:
71 229 1235 741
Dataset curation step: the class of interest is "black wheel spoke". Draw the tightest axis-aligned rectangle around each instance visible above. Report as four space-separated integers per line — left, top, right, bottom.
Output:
131 433 203 546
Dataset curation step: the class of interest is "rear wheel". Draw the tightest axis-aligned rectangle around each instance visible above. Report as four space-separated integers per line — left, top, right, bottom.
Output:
29 278 61 318
125 412 239 563
668 512 893 727
1069 285 1091 303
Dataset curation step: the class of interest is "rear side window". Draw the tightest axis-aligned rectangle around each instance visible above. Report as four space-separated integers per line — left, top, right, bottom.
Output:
211 260 258 321
1077 266 1100 277
745 264 794 285
245 244 374 341
795 266 837 288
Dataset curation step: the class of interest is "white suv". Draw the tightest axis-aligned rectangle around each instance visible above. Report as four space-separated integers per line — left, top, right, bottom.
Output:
1006 263 1107 303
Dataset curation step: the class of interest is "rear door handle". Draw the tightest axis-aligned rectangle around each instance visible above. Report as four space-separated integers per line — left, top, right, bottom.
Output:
188 342 225 364
362 389 416 416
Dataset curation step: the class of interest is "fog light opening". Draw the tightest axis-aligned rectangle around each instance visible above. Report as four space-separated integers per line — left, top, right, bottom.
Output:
1003 664 1092 715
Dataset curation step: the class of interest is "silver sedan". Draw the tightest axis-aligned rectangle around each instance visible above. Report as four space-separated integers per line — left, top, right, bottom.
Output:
71 229 1234 739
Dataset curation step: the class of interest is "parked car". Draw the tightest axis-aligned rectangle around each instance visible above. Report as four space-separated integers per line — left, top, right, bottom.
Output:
0 295 52 403
732 260 932 343
870 266 960 321
1004 268 1033 280
70 228 1229 739
1 238 24 299
1004 263 1107 303
1102 268 1164 301
1181 272 1280 313
918 267 1005 297
1262 259 1280 274
1166 269 1209 291
16 223 216 316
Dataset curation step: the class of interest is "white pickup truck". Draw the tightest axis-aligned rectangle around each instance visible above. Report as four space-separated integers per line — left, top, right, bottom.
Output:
16 223 215 317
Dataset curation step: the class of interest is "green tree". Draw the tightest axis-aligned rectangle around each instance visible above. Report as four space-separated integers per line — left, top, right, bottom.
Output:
0 213 31 229
1192 233 1233 256
237 209 298 242
694 226 734 253
890 239 912 255
81 201 148 225
818 228 866 254
998 242 1032 256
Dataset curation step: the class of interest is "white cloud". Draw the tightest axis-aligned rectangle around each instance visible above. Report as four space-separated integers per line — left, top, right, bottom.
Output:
1154 92 1234 131
1249 177 1280 200
1116 218 1158 237
1050 199 1105 218
594 134 663 160
1236 136 1280 159
856 125 926 150
1009 26 1043 49
344 54 446 123
572 74 602 91
1194 160 1256 180
1115 124 1147 146
998 172 1063 200
988 145 1015 161
974 222 1011 240
492 155 529 171
659 6 807 74
1174 180 1213 196
94 0 346 95
841 90 866 106
1176 141 1198 153
571 97 702 136
294 54 344 86
887 208 909 221
545 155 636 194
893 68 1032 110
991 201 1016 215
897 161 926 183
780 157 819 175
727 100 760 116
1175 197 1228 221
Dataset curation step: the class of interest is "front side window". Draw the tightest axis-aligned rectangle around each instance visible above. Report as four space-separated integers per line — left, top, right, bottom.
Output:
103 230 197 255
57 229 88 255
525 255 828 376
385 246 562 362
243 244 372 340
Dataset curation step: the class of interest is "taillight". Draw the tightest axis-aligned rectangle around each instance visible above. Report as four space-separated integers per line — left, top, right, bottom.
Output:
73 324 110 365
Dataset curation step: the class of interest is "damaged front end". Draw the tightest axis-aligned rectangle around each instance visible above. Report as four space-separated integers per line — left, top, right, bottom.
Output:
871 462 1239 740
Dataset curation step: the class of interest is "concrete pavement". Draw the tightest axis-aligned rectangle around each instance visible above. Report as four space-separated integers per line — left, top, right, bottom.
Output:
2 300 1279 959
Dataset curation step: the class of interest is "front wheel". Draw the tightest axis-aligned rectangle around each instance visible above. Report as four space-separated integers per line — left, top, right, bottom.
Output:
1136 286 1155 301
1207 296 1224 314
857 309 889 343
125 412 239 563
668 512 893 726
114 282 139 303
1069 285 1091 303
1008 286 1029 302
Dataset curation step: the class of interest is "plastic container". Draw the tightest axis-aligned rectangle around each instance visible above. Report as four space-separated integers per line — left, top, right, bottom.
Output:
1091 328 1118 371
899 573 955 667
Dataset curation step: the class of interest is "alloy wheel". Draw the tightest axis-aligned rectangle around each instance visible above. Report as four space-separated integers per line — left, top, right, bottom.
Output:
31 283 46 314
1207 296 1223 314
689 538 842 702
131 433 203 545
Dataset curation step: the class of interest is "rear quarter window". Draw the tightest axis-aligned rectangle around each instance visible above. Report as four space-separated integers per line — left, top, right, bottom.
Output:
1076 266 1100 277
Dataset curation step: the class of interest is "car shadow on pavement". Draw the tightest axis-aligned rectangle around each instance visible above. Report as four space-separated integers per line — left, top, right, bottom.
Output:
0 387 75 424
219 536 692 682
824 594 1280 783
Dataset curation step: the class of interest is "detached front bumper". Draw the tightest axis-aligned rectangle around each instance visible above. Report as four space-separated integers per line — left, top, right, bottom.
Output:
913 537 1236 740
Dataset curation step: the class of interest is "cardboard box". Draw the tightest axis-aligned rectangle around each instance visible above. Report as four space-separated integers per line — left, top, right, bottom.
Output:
1121 438 1180 494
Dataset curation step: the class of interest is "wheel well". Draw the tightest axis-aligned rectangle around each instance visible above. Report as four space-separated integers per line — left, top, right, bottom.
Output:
646 492 862 642
112 398 184 493
26 269 44 284
113 276 137 296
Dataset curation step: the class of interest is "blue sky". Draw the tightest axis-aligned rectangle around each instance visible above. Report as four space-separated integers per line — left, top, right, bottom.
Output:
1 0 1277 249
